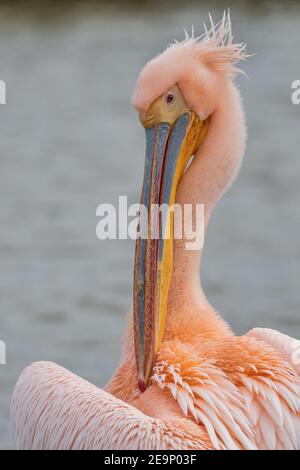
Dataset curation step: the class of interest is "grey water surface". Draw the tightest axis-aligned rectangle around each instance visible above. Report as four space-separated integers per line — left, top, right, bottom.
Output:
0 0 300 448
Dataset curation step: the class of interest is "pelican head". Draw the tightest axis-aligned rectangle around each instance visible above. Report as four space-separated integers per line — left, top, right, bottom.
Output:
132 14 247 391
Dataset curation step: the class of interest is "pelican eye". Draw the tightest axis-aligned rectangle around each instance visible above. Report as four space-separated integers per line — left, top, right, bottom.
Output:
165 91 175 104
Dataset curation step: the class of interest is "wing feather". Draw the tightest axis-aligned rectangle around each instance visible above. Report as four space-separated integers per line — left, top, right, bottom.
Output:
240 328 300 449
10 361 210 450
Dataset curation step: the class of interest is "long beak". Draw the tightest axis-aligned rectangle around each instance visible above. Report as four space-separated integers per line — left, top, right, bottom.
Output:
133 111 208 392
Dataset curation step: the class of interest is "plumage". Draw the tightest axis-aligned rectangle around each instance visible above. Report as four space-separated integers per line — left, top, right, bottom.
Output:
10 12 300 450
11 362 211 450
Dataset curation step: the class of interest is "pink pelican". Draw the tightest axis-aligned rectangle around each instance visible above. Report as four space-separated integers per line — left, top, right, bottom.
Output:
11 14 300 450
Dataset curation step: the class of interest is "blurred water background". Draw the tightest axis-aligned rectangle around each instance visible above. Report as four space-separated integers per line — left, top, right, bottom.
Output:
0 0 300 448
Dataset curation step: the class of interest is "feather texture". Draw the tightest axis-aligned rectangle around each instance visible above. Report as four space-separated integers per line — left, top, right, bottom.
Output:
11 361 212 450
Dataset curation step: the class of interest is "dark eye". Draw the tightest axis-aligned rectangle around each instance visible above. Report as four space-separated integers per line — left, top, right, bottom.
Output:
165 91 175 104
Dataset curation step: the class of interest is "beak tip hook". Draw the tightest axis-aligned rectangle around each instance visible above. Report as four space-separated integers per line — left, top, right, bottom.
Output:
138 377 147 394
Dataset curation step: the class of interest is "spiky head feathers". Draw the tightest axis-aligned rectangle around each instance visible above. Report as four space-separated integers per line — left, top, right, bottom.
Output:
132 13 247 120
